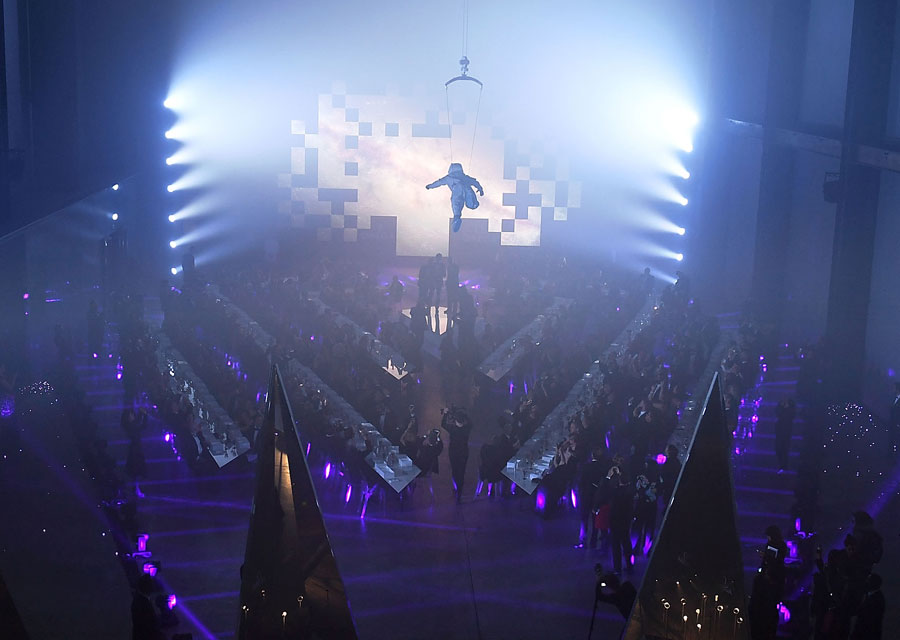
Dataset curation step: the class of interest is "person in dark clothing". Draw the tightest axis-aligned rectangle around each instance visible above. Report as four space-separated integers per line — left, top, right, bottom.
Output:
414 429 443 504
442 407 472 503
749 525 787 640
850 573 885 640
445 257 460 318
607 462 633 574
774 398 796 472
850 510 883 573
131 574 164 640
632 458 659 555
575 446 609 549
659 444 681 507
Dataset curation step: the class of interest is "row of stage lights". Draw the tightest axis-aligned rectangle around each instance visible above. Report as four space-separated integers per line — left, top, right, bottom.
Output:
658 107 697 270
164 96 187 276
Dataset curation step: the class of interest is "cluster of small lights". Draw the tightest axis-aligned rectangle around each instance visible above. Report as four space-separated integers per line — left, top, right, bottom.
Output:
821 403 887 485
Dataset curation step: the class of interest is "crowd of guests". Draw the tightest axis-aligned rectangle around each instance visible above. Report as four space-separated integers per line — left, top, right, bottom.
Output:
524 273 720 575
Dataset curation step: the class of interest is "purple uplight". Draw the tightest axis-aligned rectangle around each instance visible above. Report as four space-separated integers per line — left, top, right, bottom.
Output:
570 489 577 509
787 540 798 559
164 433 171 443
345 485 353 503
116 372 122 380
142 562 158 577
324 462 332 479
535 488 547 513
137 534 149 552
889 368 896 378
794 517 802 532
168 594 177 609
759 355 765 361
751 414 759 424
92 353 98 359
310 335 315 341
778 603 790 623
656 454 667 465
22 293 29 300
508 381 514 395
306 442 311 456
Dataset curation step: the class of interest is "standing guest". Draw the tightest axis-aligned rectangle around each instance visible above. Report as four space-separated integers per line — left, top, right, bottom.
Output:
575 446 609 549
388 275 404 308
442 407 472 503
415 429 443 504
632 458 659 555
850 573 885 640
432 253 446 307
131 574 164 640
446 257 460 318
607 461 633 574
418 258 434 306
851 511 883 573
749 525 786 640
774 397 796 473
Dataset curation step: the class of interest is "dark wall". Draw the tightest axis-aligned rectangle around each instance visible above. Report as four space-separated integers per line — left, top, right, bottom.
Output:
4 0 176 233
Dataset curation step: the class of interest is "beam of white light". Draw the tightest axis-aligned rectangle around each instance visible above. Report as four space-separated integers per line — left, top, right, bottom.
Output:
167 192 223 222
165 167 215 193
636 211 688 236
111 213 119 221
678 195 689 206
170 267 179 275
170 220 232 251
164 123 189 141
165 148 195 166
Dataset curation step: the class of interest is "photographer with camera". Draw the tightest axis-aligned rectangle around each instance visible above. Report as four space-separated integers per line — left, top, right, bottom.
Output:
442 406 473 503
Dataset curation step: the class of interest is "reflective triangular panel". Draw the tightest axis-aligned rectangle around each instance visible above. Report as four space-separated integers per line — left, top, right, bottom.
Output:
623 373 749 640
238 365 357 639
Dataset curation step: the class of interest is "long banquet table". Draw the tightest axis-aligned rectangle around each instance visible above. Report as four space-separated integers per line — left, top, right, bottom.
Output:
477 297 574 383
207 285 421 491
501 296 655 493
155 333 251 468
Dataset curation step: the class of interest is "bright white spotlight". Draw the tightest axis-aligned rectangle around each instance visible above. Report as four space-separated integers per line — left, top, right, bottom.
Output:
166 184 175 192
165 156 175 166
675 253 684 262
112 184 119 191
111 213 119 221
168 214 176 223
676 227 686 236
678 196 689 206
163 97 175 109
164 129 175 139
170 267 178 276
680 169 691 180
169 240 177 249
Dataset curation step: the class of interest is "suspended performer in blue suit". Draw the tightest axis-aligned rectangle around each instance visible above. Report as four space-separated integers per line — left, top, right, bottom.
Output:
426 163 484 232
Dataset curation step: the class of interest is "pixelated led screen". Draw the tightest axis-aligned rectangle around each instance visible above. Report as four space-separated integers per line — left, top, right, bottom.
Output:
278 90 581 256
